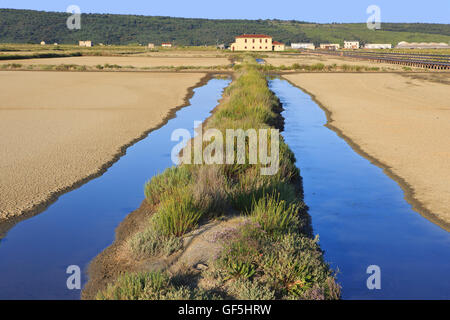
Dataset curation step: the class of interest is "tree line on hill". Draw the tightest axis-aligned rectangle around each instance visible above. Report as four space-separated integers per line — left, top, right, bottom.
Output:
0 9 449 46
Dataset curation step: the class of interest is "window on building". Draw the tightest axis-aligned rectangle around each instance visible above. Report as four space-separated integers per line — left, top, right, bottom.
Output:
245 46 247 49
252 46 254 49
253 39 255 43
245 39 247 43
265 39 268 43
260 39 262 43
260 46 262 49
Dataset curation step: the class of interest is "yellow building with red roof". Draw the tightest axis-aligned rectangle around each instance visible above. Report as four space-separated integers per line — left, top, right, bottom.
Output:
230 34 284 51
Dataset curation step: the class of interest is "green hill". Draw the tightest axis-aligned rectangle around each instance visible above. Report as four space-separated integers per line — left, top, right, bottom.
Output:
1 9 449 46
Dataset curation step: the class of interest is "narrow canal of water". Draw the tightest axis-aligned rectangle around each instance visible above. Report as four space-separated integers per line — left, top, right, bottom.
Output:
270 78 450 299
0 78 231 300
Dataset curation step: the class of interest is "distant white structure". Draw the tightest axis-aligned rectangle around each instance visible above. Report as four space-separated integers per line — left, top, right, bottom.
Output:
53 43 58 46
161 42 172 48
364 43 392 49
148 43 155 49
40 41 46 45
320 43 340 50
79 40 92 47
396 41 449 49
291 43 315 50
344 41 360 49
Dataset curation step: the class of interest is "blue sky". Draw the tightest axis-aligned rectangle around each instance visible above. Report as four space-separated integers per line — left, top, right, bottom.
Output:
1 0 449 23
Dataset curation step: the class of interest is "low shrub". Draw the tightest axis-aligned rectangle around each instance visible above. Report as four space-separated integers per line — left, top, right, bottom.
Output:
258 233 339 299
227 278 275 300
310 63 325 71
191 164 229 214
217 224 262 280
97 271 210 300
97 271 169 300
248 193 300 235
208 222 340 300
154 188 204 237
144 166 192 205
129 224 183 258
104 63 122 69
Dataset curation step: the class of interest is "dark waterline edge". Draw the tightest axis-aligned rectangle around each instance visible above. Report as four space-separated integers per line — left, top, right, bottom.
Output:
279 75 450 233
0 71 226 240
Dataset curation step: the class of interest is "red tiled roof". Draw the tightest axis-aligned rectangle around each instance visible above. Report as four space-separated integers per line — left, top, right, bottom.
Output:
273 41 283 45
236 34 272 38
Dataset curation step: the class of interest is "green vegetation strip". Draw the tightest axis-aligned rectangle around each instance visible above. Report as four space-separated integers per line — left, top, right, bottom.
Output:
247 62 382 72
0 52 82 60
97 57 340 300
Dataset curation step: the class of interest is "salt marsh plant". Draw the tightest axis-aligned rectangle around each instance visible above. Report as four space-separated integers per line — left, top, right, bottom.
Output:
144 166 192 205
248 193 300 235
154 189 204 237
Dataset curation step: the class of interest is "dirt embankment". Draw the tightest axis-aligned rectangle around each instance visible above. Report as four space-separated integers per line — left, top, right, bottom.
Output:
284 72 450 230
0 71 208 224
265 53 419 71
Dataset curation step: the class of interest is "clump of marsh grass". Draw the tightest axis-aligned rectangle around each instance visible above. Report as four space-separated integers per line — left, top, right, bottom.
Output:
129 224 183 258
247 193 300 235
144 166 192 205
96 271 211 300
191 164 230 214
154 187 204 237
227 278 275 300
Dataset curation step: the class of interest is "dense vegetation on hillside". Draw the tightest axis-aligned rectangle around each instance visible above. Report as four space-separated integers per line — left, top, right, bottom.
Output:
1 9 449 46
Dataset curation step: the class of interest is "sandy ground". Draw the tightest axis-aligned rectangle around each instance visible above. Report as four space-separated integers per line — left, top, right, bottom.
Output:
285 73 450 229
133 51 229 58
266 54 411 70
0 71 205 221
0 56 230 67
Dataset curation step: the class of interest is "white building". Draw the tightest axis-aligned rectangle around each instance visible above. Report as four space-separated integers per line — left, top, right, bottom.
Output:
161 42 172 48
291 43 315 50
396 41 449 49
364 43 392 49
344 41 360 49
320 43 340 50
79 40 92 47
